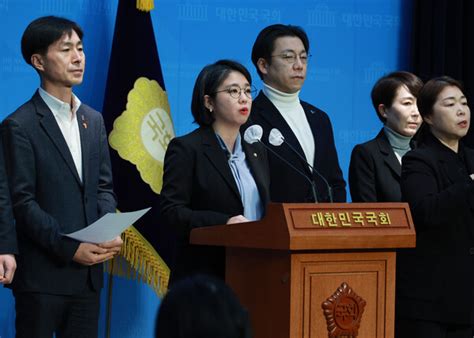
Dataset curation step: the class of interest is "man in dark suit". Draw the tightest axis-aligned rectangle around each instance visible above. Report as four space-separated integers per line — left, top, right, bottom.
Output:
0 135 17 285
2 16 122 338
248 24 346 203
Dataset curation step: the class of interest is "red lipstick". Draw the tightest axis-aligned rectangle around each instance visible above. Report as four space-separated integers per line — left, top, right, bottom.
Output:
239 107 249 115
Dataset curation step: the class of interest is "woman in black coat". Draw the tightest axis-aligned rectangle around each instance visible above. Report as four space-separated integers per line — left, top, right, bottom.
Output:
160 60 270 285
349 71 423 202
397 76 474 338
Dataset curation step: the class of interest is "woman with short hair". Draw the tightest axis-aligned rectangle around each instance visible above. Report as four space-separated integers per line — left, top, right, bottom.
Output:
160 60 270 285
349 71 423 202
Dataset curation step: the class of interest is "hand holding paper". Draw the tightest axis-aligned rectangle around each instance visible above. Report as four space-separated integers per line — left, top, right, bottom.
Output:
98 236 123 255
73 242 117 266
64 207 150 244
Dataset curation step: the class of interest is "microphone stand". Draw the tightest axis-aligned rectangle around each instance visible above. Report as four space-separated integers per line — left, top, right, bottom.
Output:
257 140 318 203
279 138 333 203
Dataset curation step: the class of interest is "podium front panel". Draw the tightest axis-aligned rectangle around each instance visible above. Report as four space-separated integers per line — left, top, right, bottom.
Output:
290 251 395 338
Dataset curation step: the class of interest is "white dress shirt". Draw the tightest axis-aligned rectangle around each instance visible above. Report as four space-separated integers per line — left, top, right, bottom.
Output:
38 87 83 182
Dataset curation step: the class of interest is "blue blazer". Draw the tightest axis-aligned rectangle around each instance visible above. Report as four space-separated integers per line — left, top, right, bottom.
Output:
1 91 116 294
247 92 346 203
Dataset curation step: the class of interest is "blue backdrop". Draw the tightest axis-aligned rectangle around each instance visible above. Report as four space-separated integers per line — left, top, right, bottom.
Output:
0 0 413 337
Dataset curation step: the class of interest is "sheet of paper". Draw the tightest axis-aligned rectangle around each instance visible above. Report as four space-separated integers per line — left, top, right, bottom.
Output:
63 207 151 244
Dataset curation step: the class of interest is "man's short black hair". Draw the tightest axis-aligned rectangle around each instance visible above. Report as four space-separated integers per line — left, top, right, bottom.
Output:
21 16 83 65
251 24 309 80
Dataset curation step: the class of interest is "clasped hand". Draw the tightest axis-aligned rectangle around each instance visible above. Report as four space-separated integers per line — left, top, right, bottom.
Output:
73 236 123 266
0 254 16 284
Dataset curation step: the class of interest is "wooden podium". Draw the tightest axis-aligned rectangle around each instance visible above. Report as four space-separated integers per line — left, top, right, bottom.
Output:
190 203 415 338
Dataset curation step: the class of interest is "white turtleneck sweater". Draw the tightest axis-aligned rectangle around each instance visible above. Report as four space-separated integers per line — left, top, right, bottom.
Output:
262 83 315 167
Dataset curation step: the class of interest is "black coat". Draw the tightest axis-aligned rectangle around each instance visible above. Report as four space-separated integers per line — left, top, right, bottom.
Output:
349 129 403 202
1 92 116 294
398 132 474 324
0 134 16 255
247 92 346 203
160 126 270 284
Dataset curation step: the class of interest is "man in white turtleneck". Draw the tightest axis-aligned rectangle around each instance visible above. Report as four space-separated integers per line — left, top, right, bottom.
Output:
248 24 346 203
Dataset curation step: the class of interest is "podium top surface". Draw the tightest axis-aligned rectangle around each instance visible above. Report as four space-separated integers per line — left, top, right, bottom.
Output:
190 202 416 250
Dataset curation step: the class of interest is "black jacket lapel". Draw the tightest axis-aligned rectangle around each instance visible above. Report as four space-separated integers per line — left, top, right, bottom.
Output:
77 107 89 186
376 130 401 178
242 141 270 207
302 101 324 171
34 93 82 186
201 128 241 201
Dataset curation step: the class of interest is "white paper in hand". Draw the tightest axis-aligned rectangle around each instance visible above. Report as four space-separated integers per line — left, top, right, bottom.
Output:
63 207 151 244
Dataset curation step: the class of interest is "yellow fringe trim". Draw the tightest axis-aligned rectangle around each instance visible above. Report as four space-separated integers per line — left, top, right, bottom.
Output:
136 0 154 12
105 225 170 296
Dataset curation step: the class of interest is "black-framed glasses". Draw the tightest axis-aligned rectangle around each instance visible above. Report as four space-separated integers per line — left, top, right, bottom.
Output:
213 85 257 99
271 52 312 64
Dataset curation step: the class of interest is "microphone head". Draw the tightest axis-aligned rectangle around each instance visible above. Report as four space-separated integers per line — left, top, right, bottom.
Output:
244 125 263 144
269 128 284 146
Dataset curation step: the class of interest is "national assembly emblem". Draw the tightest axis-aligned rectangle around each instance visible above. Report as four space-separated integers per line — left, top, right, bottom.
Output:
109 77 174 194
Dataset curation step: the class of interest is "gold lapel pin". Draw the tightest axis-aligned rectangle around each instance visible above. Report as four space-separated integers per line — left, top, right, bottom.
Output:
81 115 88 129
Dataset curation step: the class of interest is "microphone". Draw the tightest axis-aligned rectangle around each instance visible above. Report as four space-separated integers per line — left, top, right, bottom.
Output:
243 124 263 144
268 128 284 146
269 128 333 203
244 125 318 203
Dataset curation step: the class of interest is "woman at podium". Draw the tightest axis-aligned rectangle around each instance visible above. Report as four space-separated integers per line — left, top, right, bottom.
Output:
160 60 270 285
349 71 423 202
397 76 474 337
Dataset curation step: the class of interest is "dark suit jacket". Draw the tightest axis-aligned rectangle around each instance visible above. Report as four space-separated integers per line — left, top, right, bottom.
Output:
398 132 474 324
248 92 346 203
349 129 403 202
1 91 116 295
160 126 270 283
0 134 17 255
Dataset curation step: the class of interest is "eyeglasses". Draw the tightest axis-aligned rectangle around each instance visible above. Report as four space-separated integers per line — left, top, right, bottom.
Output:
213 85 257 99
271 52 312 65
